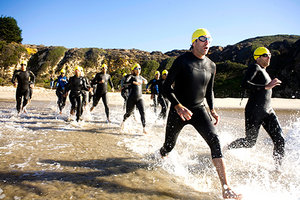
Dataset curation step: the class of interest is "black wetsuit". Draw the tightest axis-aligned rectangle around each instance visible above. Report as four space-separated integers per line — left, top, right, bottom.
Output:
121 74 131 109
160 52 222 159
157 78 169 119
146 78 160 113
65 75 90 121
11 70 36 113
55 75 68 112
123 75 147 127
91 73 114 119
227 63 285 163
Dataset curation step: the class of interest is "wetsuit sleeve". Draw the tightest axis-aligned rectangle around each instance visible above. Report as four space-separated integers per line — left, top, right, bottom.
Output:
146 79 153 89
205 65 216 110
82 77 90 91
162 57 181 106
108 75 114 89
11 70 17 84
65 77 72 92
242 64 265 90
29 71 36 84
91 74 98 86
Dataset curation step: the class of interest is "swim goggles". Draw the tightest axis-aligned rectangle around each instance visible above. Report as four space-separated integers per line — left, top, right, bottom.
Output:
198 36 212 42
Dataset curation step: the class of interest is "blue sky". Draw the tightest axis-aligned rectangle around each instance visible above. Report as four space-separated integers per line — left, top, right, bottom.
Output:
1 0 300 52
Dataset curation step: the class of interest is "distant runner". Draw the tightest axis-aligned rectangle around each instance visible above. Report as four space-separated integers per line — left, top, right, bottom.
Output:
90 64 114 123
65 66 92 121
227 47 285 168
121 63 148 134
146 71 160 113
11 61 36 114
159 28 242 199
55 69 68 114
157 69 169 119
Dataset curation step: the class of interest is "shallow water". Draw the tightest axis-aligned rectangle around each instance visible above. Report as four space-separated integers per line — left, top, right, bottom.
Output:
0 97 299 200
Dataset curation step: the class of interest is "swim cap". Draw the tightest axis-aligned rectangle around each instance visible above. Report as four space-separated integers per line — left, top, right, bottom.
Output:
74 66 82 71
101 64 107 69
162 70 168 75
131 63 141 71
155 71 160 75
123 73 127 77
21 61 27 65
191 28 211 43
253 47 271 60
60 69 66 74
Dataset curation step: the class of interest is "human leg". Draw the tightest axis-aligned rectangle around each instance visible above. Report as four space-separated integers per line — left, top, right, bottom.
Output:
160 107 185 156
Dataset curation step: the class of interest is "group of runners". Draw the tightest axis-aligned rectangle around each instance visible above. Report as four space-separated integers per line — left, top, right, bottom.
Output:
11 28 287 199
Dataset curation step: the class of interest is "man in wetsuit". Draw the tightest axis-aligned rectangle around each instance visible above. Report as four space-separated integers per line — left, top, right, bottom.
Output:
159 28 241 199
157 69 169 119
11 61 36 114
121 63 148 134
55 69 68 114
146 71 160 113
65 66 92 121
120 72 130 110
90 64 114 122
227 47 285 167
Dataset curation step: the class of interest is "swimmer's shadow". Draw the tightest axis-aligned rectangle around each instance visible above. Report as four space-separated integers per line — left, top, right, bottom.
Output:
0 157 208 199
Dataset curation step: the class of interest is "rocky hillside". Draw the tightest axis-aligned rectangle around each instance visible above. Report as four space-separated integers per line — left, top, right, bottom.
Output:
0 35 300 98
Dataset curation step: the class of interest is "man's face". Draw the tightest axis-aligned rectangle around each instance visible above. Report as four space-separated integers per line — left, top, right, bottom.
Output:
21 64 27 71
256 53 271 68
102 67 107 73
75 69 81 77
162 74 167 79
192 35 211 56
155 74 160 79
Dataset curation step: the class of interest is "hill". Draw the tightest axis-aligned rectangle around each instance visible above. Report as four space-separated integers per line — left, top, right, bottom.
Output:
0 35 299 98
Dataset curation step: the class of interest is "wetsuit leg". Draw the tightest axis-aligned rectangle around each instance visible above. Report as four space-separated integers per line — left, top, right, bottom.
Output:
15 88 23 112
76 95 83 121
123 96 136 122
190 107 222 159
160 107 185 156
102 93 109 119
262 112 285 163
136 98 146 127
92 92 102 107
22 89 30 110
69 95 77 114
228 109 262 149
56 89 64 112
158 95 167 119
153 94 157 113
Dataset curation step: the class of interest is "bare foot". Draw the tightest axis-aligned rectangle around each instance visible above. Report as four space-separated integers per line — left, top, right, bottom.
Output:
143 128 147 134
223 187 242 200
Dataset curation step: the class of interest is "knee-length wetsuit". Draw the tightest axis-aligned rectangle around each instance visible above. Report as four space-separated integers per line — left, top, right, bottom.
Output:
157 78 169 119
123 75 147 127
227 63 285 163
65 75 90 121
160 52 222 159
11 70 35 113
91 73 114 119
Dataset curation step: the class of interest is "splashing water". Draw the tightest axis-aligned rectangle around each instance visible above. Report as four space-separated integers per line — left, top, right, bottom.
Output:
120 109 300 200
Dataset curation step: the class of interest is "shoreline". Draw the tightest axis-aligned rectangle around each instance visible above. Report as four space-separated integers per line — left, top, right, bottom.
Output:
1 86 300 110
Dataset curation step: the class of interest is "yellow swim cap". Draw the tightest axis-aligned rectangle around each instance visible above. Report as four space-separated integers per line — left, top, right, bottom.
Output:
162 70 168 75
191 28 211 43
123 73 127 77
60 69 66 74
21 61 27 65
74 66 82 71
155 71 160 75
131 63 141 71
253 47 271 60
101 64 107 69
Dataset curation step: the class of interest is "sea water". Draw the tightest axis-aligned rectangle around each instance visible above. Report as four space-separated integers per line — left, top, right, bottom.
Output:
0 97 299 199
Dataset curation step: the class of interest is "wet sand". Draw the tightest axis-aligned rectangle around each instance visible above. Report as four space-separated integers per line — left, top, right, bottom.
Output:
0 86 300 200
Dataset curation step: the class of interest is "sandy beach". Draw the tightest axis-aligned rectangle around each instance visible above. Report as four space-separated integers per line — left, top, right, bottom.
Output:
1 86 300 110
0 86 300 200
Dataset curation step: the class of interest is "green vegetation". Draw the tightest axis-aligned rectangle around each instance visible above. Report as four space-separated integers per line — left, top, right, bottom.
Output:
0 41 27 84
238 35 300 47
214 61 247 97
0 16 22 43
141 60 160 81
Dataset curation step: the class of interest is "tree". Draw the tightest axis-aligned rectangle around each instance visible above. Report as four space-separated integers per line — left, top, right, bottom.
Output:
0 16 22 43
